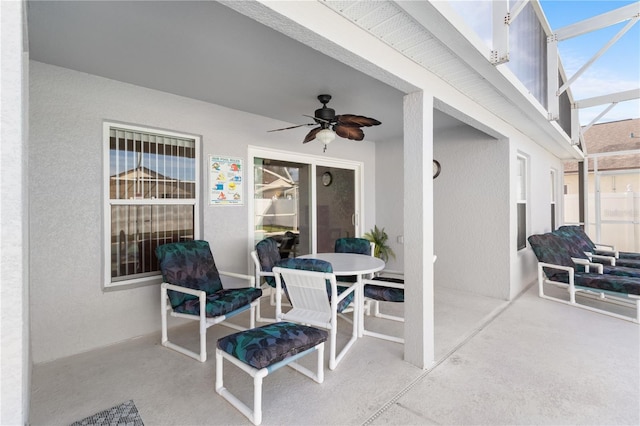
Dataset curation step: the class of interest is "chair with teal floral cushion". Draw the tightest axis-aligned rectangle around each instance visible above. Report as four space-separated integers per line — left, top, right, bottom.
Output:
334 237 375 283
335 237 374 256
361 271 405 343
273 258 358 370
528 233 640 323
156 240 263 362
251 237 284 323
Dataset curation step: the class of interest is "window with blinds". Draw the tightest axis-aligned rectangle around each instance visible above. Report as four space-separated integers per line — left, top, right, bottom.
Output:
516 155 528 250
104 123 200 287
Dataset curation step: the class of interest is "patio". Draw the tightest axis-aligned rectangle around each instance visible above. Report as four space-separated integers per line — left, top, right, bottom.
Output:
30 284 639 425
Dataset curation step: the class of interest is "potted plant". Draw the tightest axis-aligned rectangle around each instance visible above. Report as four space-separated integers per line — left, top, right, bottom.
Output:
364 225 395 262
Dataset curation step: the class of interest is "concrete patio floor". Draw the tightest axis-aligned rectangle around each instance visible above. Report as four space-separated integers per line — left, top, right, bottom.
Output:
30 284 639 425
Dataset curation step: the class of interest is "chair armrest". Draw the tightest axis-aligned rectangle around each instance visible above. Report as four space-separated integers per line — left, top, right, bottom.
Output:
335 280 358 303
595 246 619 258
588 253 616 265
571 258 603 274
161 282 206 298
595 243 615 250
538 262 573 272
571 258 590 273
218 270 256 287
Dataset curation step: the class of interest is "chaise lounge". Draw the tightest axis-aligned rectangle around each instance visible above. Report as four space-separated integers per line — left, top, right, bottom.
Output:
528 233 640 323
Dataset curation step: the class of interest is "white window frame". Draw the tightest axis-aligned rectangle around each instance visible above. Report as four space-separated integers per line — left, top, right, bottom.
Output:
550 168 558 230
516 154 529 251
102 121 201 289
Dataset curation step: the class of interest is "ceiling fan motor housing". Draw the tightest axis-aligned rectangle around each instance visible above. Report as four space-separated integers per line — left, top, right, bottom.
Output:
315 94 336 129
315 106 335 127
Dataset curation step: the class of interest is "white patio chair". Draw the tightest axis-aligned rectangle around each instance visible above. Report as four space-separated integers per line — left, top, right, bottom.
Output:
273 258 359 370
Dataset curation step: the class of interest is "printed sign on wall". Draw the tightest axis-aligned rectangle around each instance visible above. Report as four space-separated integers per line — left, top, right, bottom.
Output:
209 155 243 205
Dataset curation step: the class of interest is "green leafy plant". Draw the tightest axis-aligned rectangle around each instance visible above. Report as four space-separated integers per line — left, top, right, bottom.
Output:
364 225 395 262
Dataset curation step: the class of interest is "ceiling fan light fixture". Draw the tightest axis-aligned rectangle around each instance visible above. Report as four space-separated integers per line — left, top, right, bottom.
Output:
316 128 336 145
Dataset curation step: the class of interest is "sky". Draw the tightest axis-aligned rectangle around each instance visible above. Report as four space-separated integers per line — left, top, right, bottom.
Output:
449 0 639 125
539 0 640 125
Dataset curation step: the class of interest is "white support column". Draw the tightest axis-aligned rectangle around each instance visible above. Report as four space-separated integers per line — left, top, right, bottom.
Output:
491 0 510 64
403 91 435 369
546 34 559 121
1 1 29 425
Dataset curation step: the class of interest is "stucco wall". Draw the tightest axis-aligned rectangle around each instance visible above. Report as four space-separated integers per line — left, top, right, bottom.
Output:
374 137 405 271
434 125 511 299
29 61 376 363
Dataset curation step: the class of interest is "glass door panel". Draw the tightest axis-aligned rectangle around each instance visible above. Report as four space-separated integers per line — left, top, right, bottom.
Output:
316 166 355 253
252 154 359 256
253 158 310 257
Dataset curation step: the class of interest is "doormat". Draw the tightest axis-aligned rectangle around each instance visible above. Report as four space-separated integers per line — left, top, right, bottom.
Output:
70 400 143 426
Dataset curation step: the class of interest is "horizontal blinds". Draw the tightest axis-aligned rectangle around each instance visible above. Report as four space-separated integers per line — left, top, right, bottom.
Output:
109 127 196 200
109 128 196 157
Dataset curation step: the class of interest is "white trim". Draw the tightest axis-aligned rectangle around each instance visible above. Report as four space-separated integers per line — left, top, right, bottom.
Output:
516 153 530 250
550 168 559 230
102 121 201 289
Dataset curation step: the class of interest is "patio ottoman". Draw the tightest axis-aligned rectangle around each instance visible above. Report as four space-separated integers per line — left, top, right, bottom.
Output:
215 321 327 425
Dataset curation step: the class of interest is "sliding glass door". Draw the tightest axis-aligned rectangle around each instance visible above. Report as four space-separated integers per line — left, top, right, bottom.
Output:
252 149 359 256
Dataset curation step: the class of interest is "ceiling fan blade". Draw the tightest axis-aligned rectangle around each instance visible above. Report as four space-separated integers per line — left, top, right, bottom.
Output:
336 114 381 127
302 114 332 125
334 124 364 141
303 127 322 143
267 123 315 132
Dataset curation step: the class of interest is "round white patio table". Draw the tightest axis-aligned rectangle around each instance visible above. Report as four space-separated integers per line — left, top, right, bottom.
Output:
297 252 385 338
297 252 385 276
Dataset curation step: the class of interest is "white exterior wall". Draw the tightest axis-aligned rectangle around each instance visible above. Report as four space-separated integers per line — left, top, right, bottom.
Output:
434 126 510 299
29 61 376 363
374 137 404 271
510 134 565 299
1 1 29 423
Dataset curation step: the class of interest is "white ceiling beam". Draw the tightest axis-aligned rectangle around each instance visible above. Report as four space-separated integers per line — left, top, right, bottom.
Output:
574 89 640 109
554 3 640 41
557 17 638 96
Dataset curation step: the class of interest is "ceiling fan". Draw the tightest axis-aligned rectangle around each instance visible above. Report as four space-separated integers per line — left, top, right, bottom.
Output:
268 94 381 151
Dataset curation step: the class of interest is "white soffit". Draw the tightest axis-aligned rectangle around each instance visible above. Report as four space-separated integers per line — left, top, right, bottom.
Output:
322 0 580 159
